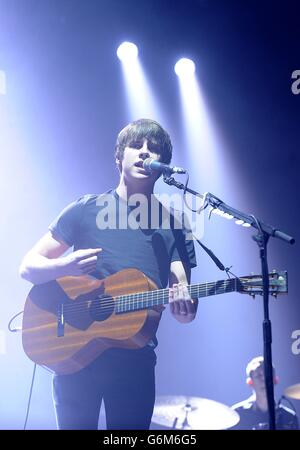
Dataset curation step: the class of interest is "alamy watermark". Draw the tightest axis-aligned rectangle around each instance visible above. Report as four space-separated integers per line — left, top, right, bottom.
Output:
95 190 205 240
291 70 300 95
291 329 300 355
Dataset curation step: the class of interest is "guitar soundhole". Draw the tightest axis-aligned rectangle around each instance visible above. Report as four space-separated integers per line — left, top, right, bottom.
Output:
89 295 114 322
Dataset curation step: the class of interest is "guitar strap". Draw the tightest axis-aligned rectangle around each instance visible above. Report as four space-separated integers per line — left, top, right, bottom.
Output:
193 235 233 275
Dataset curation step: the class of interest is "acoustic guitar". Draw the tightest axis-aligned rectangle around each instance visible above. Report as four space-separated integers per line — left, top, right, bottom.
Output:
22 268 287 374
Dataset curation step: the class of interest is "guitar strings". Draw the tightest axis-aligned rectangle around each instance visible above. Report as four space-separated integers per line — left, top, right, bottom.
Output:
62 281 237 317
60 280 237 318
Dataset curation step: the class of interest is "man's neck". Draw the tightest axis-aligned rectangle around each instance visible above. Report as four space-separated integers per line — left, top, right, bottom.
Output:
254 392 269 413
116 178 154 201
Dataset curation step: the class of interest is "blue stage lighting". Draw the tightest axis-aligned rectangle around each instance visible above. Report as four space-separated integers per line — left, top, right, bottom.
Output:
117 42 138 62
174 58 195 77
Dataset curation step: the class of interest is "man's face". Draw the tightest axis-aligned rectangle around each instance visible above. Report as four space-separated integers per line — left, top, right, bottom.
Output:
250 360 276 393
251 361 266 392
117 138 162 182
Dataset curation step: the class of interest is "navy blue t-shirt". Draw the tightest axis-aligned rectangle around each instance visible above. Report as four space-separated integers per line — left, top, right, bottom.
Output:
49 189 197 290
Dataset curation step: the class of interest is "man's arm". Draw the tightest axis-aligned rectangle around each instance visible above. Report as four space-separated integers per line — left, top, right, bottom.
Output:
19 231 101 285
169 260 198 324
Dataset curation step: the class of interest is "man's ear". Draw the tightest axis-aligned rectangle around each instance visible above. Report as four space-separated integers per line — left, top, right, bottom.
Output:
246 377 253 386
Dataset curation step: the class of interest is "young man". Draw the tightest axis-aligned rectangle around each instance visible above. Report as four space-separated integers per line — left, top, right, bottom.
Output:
231 356 299 430
19 118 198 430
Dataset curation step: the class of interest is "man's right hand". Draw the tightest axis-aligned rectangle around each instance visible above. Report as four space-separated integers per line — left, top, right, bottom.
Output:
20 231 103 285
61 248 102 276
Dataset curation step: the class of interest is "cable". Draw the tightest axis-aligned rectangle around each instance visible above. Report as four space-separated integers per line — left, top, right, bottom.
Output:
8 310 23 333
23 363 37 430
182 172 208 214
250 214 264 237
8 310 37 429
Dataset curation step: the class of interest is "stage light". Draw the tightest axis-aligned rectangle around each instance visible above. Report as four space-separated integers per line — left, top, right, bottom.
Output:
117 42 138 62
117 41 165 123
174 58 195 77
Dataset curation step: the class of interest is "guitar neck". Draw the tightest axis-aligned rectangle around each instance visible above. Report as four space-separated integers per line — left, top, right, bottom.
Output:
115 278 239 314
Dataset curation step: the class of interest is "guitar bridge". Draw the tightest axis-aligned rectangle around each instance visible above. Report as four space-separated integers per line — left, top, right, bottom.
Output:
57 303 65 337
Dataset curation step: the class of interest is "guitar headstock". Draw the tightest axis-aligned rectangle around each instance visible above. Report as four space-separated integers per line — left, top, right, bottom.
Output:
237 270 288 297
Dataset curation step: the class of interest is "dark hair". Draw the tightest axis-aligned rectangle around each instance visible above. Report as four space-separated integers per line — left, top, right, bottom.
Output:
115 118 172 164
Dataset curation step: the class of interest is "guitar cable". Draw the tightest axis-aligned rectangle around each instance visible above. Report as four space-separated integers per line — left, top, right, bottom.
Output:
8 310 23 332
8 310 37 430
22 363 37 430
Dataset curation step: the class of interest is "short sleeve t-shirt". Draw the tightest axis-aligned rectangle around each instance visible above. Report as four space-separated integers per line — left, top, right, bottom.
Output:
49 189 197 290
232 398 299 430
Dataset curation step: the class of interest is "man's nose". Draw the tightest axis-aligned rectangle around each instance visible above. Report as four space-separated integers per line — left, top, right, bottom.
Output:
139 143 150 159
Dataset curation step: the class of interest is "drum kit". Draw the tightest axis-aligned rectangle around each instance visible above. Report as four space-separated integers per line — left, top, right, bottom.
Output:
284 383 300 401
152 395 239 430
151 384 300 430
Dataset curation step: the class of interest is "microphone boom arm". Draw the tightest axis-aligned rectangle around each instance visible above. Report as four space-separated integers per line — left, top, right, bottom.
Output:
163 176 295 245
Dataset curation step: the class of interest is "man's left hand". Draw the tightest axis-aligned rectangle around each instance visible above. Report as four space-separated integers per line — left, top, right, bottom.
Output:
169 282 197 323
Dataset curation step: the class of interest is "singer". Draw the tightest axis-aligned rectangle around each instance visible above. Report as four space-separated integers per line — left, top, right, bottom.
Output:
19 118 198 430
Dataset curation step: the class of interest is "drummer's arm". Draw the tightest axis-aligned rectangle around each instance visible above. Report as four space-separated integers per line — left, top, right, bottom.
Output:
169 260 198 323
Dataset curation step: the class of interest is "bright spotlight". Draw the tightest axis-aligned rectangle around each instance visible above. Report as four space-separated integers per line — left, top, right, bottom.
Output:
174 58 195 77
117 42 138 62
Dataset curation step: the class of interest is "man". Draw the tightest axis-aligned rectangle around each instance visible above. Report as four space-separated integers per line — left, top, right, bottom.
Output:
231 356 299 430
19 118 198 430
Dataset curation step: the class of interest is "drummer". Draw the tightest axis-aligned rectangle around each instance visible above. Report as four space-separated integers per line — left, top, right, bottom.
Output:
231 356 299 430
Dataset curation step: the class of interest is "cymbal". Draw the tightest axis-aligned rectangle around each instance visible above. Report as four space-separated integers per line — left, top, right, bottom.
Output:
284 383 300 400
152 395 240 430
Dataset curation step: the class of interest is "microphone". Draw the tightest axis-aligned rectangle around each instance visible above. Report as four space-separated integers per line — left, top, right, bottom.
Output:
143 158 187 175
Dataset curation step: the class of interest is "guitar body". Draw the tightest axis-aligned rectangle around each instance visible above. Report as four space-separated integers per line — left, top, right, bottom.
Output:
22 269 161 375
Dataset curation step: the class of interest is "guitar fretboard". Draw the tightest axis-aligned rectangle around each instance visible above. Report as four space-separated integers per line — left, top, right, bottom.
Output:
115 278 238 314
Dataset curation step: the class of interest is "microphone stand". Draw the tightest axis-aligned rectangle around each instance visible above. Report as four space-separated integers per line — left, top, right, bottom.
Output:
163 175 295 430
